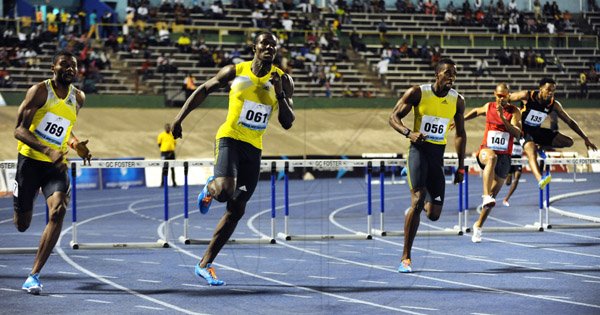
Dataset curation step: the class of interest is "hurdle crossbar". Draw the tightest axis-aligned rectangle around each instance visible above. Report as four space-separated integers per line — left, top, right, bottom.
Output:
69 162 170 250
179 161 277 245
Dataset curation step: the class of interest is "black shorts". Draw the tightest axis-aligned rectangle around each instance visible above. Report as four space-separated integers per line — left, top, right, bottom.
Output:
13 154 70 214
476 152 511 179
509 154 522 174
523 127 558 147
160 151 175 160
214 137 261 202
406 142 446 205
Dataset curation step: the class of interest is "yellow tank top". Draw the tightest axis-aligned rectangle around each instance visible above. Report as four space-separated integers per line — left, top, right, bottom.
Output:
18 80 77 162
215 61 283 150
413 84 459 145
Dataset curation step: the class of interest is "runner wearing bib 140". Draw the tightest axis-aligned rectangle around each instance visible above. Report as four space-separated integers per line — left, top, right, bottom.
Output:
389 58 466 273
462 83 522 243
508 78 597 189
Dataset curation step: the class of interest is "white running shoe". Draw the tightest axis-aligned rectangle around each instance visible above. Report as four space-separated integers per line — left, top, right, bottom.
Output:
471 224 482 243
502 199 510 207
482 195 496 208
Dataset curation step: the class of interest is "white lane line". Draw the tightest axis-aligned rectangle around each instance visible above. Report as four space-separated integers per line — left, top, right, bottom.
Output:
135 305 165 311
0 265 6 268
178 264 195 268
49 294 65 298
538 295 571 300
358 280 388 285
137 279 162 283
413 285 443 289
283 258 305 262
308 275 336 280
322 199 600 310
421 255 445 259
57 271 79 275
524 276 554 280
282 294 312 299
102 258 125 262
230 288 254 293
377 253 397 256
262 271 287 275
56 199 208 315
22 267 30 270
338 250 361 254
505 258 529 262
86 299 113 304
339 244 355 248
71 255 89 259
549 261 571 265
181 283 205 288
243 255 266 259
402 306 439 311
0 288 20 292
467 273 498 277
572 265 595 268
583 280 600 284
97 275 119 279
420 269 445 272
471 313 495 315
140 261 160 265
327 261 349 265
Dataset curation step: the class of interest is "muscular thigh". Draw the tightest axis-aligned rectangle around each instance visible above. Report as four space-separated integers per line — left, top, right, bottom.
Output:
13 154 44 214
408 143 446 205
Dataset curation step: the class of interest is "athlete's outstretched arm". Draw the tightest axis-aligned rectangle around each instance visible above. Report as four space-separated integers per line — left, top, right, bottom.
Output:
171 65 236 138
554 101 597 150
463 103 489 122
453 96 467 184
389 86 426 143
275 73 295 130
508 90 529 102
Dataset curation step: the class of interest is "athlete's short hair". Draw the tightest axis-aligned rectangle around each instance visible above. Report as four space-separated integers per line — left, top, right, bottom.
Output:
253 31 277 44
435 58 456 74
52 50 76 65
539 77 556 87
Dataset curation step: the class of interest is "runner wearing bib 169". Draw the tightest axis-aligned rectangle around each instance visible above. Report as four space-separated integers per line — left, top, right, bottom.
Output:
462 83 522 243
389 58 466 273
508 78 597 189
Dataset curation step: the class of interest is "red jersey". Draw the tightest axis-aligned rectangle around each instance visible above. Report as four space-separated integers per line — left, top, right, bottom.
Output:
480 102 518 155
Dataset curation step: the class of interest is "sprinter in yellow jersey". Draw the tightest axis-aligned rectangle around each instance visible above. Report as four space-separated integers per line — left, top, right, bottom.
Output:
13 51 91 294
171 32 294 286
389 58 466 273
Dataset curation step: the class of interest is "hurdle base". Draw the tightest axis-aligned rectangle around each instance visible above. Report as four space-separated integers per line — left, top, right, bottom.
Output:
0 247 40 254
544 223 600 229
184 237 276 245
278 232 372 241
71 239 169 250
374 228 463 237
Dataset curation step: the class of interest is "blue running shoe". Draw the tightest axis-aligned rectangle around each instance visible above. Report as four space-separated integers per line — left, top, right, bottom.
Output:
397 259 412 273
400 167 407 177
537 148 547 159
22 273 42 295
198 176 214 214
195 263 225 286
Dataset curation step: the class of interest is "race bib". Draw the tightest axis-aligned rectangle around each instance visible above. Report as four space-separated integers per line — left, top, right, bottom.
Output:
12 179 18 197
238 100 272 130
34 112 70 146
524 109 547 127
486 130 510 151
419 115 449 142
512 143 523 156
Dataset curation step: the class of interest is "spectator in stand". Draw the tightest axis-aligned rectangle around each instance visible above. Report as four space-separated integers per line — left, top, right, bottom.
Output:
508 0 517 12
475 8 484 25
462 0 471 13
550 1 560 17
405 0 416 13
580 71 588 98
177 32 192 53
210 1 225 19
431 46 442 68
251 9 264 28
424 0 436 14
508 11 520 34
588 65 599 82
350 30 366 52
0 67 14 87
183 72 197 99
474 0 482 11
589 0 598 11
496 0 505 15
473 57 492 76
533 0 542 19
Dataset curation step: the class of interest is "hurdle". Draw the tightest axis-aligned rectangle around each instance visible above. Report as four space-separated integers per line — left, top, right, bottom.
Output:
179 161 276 245
543 157 600 230
278 159 397 241
0 161 48 254
69 161 170 249
463 158 544 234
372 158 471 237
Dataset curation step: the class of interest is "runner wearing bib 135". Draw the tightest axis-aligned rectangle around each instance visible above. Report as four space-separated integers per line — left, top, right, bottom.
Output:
508 77 597 190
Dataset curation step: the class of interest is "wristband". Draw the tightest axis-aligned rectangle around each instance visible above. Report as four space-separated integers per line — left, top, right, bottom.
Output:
456 168 465 174
402 128 411 137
